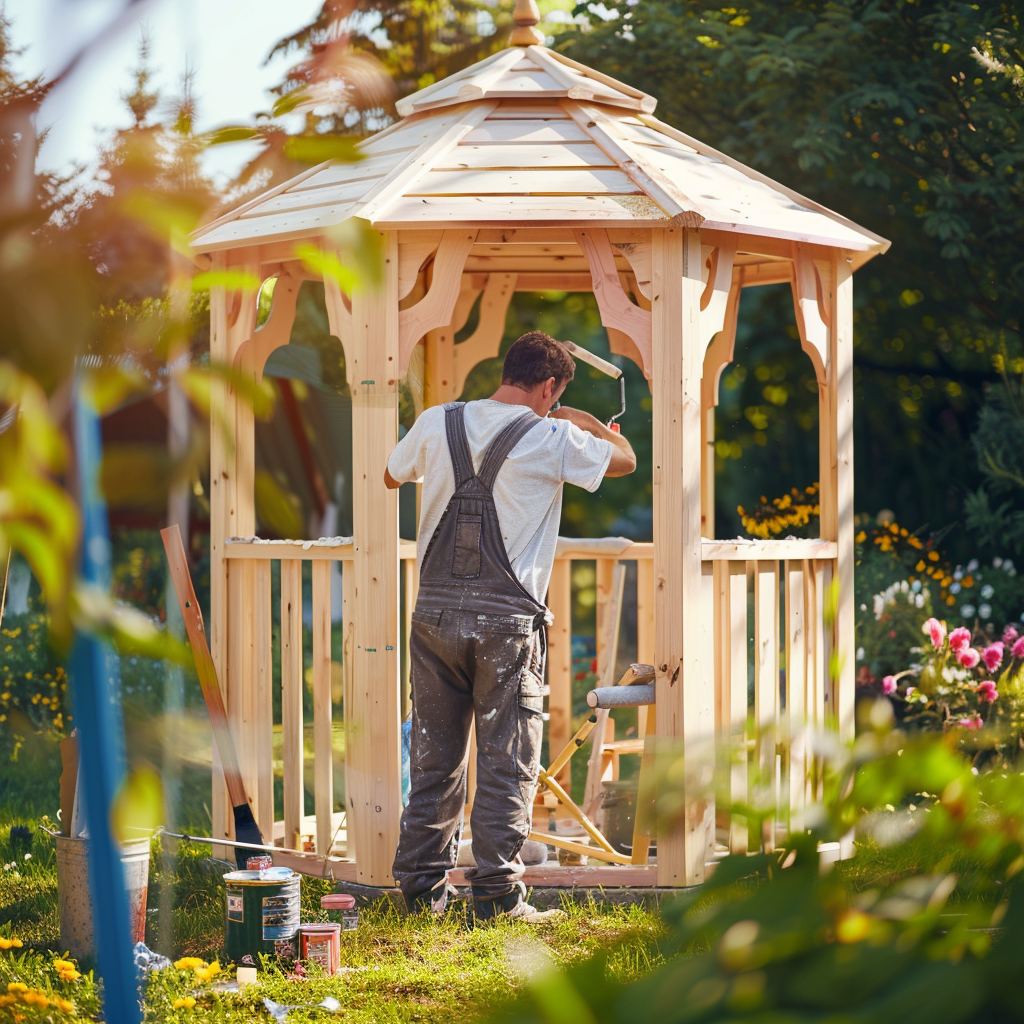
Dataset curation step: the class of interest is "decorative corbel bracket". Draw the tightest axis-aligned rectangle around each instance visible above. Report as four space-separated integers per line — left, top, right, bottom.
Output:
232 271 302 384
574 228 652 380
452 273 517 396
790 244 831 383
398 230 478 375
701 268 744 413
699 238 737 358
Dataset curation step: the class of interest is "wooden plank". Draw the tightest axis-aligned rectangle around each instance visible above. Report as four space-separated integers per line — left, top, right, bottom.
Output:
394 49 516 117
250 179 379 216
342 231 402 887
312 561 334 856
197 203 359 252
283 151 421 193
253 560 274 840
546 559 573 794
280 559 304 851
753 561 778 852
409 168 643 196
440 142 615 170
652 227 714 886
488 102 573 118
377 194 671 227
808 560 827 802
537 47 656 107
785 561 807 829
341 566 356 864
448 862 660 888
425 277 479 405
726 563 749 854
463 120 592 144
702 539 838 561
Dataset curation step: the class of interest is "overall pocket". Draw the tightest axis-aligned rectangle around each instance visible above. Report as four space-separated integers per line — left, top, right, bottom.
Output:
451 514 482 577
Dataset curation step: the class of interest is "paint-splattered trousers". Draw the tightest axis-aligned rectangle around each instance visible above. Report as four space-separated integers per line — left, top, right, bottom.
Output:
391 607 546 899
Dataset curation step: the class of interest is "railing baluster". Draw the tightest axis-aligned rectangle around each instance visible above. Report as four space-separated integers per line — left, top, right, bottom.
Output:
785 559 807 832
253 559 274 840
312 561 333 855
546 558 573 793
753 560 778 852
725 562 748 854
281 559 304 850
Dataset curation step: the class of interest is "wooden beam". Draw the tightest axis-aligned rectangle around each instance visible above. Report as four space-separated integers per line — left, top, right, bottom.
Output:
652 227 714 886
702 539 837 561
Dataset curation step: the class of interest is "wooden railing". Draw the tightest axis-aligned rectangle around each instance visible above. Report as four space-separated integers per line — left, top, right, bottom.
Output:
222 533 839 869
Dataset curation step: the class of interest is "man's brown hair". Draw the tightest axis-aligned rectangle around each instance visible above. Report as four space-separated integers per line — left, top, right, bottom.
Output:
501 331 575 390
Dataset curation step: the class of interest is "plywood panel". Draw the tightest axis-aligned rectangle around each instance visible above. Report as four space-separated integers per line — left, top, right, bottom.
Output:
410 168 642 196
441 143 616 170
281 560 304 851
463 120 592 144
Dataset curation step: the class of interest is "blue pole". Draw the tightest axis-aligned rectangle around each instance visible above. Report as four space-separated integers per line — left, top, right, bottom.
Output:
70 381 140 1024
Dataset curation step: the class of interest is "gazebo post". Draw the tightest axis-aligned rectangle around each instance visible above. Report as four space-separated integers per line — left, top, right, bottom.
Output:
652 226 715 887
209 251 260 854
330 230 403 886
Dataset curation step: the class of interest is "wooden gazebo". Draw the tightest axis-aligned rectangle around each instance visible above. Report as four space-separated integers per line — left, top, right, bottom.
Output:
190 3 887 889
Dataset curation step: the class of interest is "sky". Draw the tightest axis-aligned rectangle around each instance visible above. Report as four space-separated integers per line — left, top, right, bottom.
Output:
5 0 326 181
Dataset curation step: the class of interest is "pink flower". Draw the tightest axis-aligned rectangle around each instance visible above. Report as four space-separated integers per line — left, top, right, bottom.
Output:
1004 625 1020 644
1013 636 1024 659
957 647 981 669
924 617 947 649
958 714 983 731
982 643 1004 672
976 680 999 703
949 627 972 653
882 675 898 695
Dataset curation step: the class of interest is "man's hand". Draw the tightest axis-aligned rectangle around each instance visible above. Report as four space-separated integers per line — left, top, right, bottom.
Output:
550 406 636 478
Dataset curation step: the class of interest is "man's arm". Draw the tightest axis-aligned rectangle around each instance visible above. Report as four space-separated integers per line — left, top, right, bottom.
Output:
549 407 636 477
384 467 401 489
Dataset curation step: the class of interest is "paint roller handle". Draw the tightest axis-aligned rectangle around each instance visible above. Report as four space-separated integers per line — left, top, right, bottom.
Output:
562 340 622 380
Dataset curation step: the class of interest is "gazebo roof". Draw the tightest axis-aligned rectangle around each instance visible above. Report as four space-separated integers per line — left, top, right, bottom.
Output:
192 45 889 260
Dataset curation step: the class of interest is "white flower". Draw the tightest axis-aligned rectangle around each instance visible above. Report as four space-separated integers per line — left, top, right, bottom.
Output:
911 580 922 593
915 594 925 608
1005 559 1015 572
950 583 961 594
962 604 976 618
981 584 995 600
23 853 30 861
994 557 1003 568
979 604 992 620
968 559 979 572
857 647 865 661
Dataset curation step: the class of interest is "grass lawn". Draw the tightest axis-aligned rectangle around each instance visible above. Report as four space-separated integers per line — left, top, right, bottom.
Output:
0 813 668 1023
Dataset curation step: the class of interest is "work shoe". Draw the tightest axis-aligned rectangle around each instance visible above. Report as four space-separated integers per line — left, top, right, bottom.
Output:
473 882 565 924
405 877 459 916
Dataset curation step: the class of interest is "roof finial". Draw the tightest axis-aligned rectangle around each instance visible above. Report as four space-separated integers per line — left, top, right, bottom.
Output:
510 0 545 46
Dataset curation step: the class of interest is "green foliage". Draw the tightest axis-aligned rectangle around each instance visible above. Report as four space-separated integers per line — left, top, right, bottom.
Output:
563 1 1024 553
965 371 1024 559
490 722 1024 1024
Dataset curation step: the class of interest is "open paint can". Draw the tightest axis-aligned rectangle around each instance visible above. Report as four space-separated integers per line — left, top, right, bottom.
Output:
223 866 300 966
321 892 359 931
298 923 341 974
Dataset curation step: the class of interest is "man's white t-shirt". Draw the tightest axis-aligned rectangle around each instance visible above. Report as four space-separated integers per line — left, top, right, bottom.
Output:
388 399 614 604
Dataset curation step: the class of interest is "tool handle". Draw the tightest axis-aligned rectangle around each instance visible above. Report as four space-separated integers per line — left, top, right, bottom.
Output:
562 340 622 379
160 526 247 808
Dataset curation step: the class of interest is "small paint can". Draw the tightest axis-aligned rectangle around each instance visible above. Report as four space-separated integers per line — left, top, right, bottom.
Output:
321 893 359 931
298 923 341 974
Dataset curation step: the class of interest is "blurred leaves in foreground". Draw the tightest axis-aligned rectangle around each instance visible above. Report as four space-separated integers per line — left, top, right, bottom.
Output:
495 707 1024 1024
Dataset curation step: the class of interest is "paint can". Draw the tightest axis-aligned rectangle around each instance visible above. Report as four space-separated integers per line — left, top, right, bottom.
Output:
321 893 359 931
223 866 300 967
246 855 273 871
298 923 342 974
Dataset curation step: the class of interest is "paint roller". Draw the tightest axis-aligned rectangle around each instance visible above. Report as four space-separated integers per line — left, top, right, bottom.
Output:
558 340 627 433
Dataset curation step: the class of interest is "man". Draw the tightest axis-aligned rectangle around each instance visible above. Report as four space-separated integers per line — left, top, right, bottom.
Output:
385 331 636 921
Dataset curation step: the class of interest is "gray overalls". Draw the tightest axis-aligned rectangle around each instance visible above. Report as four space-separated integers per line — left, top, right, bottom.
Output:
392 403 548 901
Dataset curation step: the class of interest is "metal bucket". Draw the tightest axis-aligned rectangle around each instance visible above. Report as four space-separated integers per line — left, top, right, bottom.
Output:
55 834 150 961
224 867 301 967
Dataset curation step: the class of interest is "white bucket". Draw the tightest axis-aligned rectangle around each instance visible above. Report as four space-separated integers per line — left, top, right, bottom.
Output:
55 835 150 960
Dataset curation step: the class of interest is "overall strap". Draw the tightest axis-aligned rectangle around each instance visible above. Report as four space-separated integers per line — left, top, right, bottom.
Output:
477 411 539 491
443 403 475 489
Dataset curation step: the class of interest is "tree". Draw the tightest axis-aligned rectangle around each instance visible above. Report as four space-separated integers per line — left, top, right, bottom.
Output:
563 1 1024 549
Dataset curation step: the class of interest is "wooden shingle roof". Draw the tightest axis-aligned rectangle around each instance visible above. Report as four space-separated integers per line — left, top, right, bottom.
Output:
191 46 888 258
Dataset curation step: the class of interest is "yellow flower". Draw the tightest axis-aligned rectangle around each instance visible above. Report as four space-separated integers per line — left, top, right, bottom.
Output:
172 996 197 1010
57 998 75 1013
53 959 76 972
927 550 940 562
194 960 221 982
174 957 205 971
7 982 27 992
855 530 866 543
0 937 24 950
